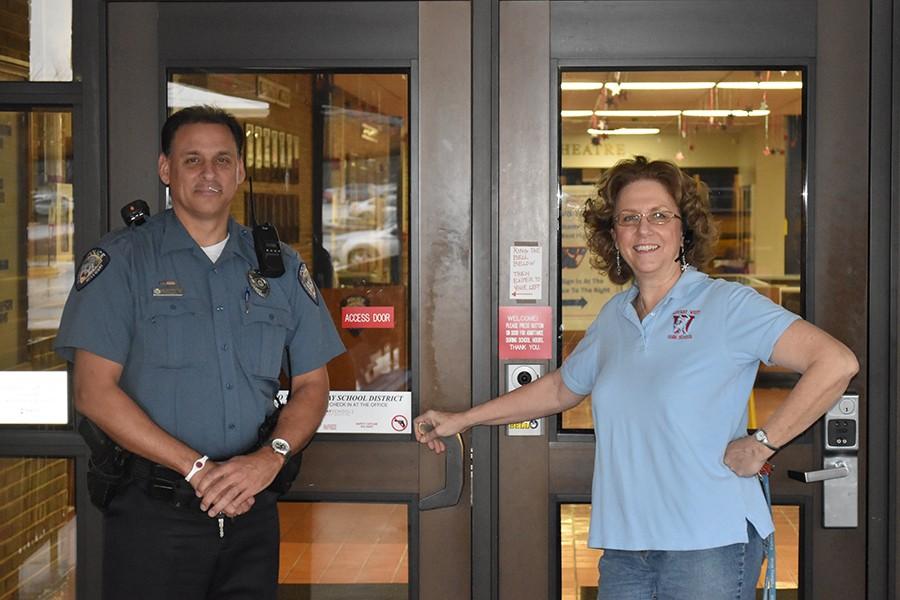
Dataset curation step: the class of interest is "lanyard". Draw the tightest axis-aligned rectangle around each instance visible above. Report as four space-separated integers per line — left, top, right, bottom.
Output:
759 471 777 600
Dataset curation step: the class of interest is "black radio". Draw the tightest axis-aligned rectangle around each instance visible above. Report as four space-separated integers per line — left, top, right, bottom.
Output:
248 178 285 277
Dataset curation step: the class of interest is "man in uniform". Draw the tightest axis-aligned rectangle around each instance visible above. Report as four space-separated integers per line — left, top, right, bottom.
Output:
55 105 344 599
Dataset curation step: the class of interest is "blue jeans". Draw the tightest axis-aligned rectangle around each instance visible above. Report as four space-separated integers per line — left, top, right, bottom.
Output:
597 521 765 600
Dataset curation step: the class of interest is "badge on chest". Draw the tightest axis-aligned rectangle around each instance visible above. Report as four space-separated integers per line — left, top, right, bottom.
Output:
247 269 270 298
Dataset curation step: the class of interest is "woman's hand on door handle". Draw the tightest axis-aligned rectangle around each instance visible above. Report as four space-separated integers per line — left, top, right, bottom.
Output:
414 410 469 454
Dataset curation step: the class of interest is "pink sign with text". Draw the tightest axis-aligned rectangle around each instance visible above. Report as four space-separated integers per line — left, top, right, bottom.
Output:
498 306 552 359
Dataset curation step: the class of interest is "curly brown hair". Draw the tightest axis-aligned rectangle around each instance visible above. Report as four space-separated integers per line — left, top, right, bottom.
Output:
582 156 719 285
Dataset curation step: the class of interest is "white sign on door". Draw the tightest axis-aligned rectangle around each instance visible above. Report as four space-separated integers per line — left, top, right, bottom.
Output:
317 391 412 434
510 243 542 300
0 372 68 425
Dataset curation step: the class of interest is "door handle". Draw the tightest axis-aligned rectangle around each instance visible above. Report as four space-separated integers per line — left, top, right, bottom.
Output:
787 460 850 483
787 454 858 527
418 432 464 510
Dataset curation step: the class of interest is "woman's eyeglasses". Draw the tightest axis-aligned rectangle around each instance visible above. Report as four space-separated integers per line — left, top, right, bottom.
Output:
612 210 682 227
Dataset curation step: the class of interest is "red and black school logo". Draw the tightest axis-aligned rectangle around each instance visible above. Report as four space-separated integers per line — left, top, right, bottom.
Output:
668 310 699 340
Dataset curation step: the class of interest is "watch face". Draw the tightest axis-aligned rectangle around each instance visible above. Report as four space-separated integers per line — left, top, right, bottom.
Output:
272 438 290 455
754 430 766 443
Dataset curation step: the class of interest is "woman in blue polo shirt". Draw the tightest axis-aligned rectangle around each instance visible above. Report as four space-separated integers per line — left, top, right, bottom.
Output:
413 156 858 599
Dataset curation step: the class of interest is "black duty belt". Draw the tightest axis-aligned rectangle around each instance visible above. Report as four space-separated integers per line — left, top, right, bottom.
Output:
125 455 203 512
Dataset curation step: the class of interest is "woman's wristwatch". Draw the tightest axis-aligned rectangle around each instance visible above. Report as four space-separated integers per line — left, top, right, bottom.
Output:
753 429 780 452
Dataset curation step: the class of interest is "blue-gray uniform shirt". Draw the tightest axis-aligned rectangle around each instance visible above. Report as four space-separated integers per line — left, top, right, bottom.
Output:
55 209 345 459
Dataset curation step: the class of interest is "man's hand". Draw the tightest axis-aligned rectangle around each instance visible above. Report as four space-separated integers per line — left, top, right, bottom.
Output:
191 450 282 517
724 435 774 477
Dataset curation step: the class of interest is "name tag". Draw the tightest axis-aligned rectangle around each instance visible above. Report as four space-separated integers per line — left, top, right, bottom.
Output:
153 280 184 297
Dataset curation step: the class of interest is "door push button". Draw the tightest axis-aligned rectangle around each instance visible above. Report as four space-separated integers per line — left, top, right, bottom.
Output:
826 419 857 447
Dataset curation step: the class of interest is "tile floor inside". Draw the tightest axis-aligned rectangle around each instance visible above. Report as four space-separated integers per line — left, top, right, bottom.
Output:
277 499 799 599
278 503 409 585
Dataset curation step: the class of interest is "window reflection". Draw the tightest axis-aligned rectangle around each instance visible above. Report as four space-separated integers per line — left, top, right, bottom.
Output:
0 458 76 599
0 110 72 425
0 1 72 81
558 70 804 430
168 72 410 395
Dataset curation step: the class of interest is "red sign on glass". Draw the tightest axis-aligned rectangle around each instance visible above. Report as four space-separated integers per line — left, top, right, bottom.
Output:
341 306 395 329
498 306 552 359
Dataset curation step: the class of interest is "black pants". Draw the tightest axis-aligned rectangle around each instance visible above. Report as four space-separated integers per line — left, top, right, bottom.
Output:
102 480 279 600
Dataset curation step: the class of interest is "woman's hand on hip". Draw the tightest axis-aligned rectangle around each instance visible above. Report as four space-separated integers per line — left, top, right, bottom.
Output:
724 435 774 477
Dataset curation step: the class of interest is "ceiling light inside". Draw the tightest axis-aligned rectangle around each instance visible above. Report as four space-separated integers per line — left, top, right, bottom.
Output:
617 82 716 90
682 109 770 117
587 127 660 136
717 81 803 90
560 110 595 118
563 109 771 118
593 110 682 117
560 82 605 91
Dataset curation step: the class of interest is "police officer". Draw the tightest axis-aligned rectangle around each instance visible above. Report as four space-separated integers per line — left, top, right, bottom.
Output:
55 105 344 599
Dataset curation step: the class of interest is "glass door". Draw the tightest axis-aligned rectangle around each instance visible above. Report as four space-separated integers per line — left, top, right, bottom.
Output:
495 3 873 599
106 3 474 598
557 66 807 599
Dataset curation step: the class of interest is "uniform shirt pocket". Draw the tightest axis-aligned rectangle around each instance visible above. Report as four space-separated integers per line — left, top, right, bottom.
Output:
142 297 207 368
238 296 292 380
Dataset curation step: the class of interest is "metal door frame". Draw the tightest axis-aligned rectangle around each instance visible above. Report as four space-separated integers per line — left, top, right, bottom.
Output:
486 1 893 599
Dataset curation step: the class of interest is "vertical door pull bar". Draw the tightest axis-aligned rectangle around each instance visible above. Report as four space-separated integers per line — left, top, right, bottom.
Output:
419 433 464 510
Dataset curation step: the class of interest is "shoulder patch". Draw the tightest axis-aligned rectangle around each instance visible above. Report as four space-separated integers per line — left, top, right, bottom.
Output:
298 263 319 305
75 248 110 291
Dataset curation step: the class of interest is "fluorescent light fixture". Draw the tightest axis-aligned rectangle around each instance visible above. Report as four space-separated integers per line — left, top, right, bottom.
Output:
717 81 803 90
167 82 270 118
563 80 802 92
734 109 771 117
617 82 716 90
681 109 732 117
560 110 595 118
593 110 682 117
561 82 605 91
682 109 770 117
587 127 660 136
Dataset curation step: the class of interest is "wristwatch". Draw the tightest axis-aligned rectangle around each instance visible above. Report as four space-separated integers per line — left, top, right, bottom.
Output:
753 429 780 452
270 438 291 460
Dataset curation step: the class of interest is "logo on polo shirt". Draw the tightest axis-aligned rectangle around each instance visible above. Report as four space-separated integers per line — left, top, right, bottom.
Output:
668 309 699 340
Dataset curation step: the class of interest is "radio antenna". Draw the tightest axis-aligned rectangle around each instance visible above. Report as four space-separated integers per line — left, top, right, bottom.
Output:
248 177 258 227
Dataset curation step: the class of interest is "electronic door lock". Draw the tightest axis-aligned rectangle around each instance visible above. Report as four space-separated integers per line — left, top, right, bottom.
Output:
787 393 860 528
825 393 859 451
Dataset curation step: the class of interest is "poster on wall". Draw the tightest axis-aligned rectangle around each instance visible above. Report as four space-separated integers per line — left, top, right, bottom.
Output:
561 185 624 332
